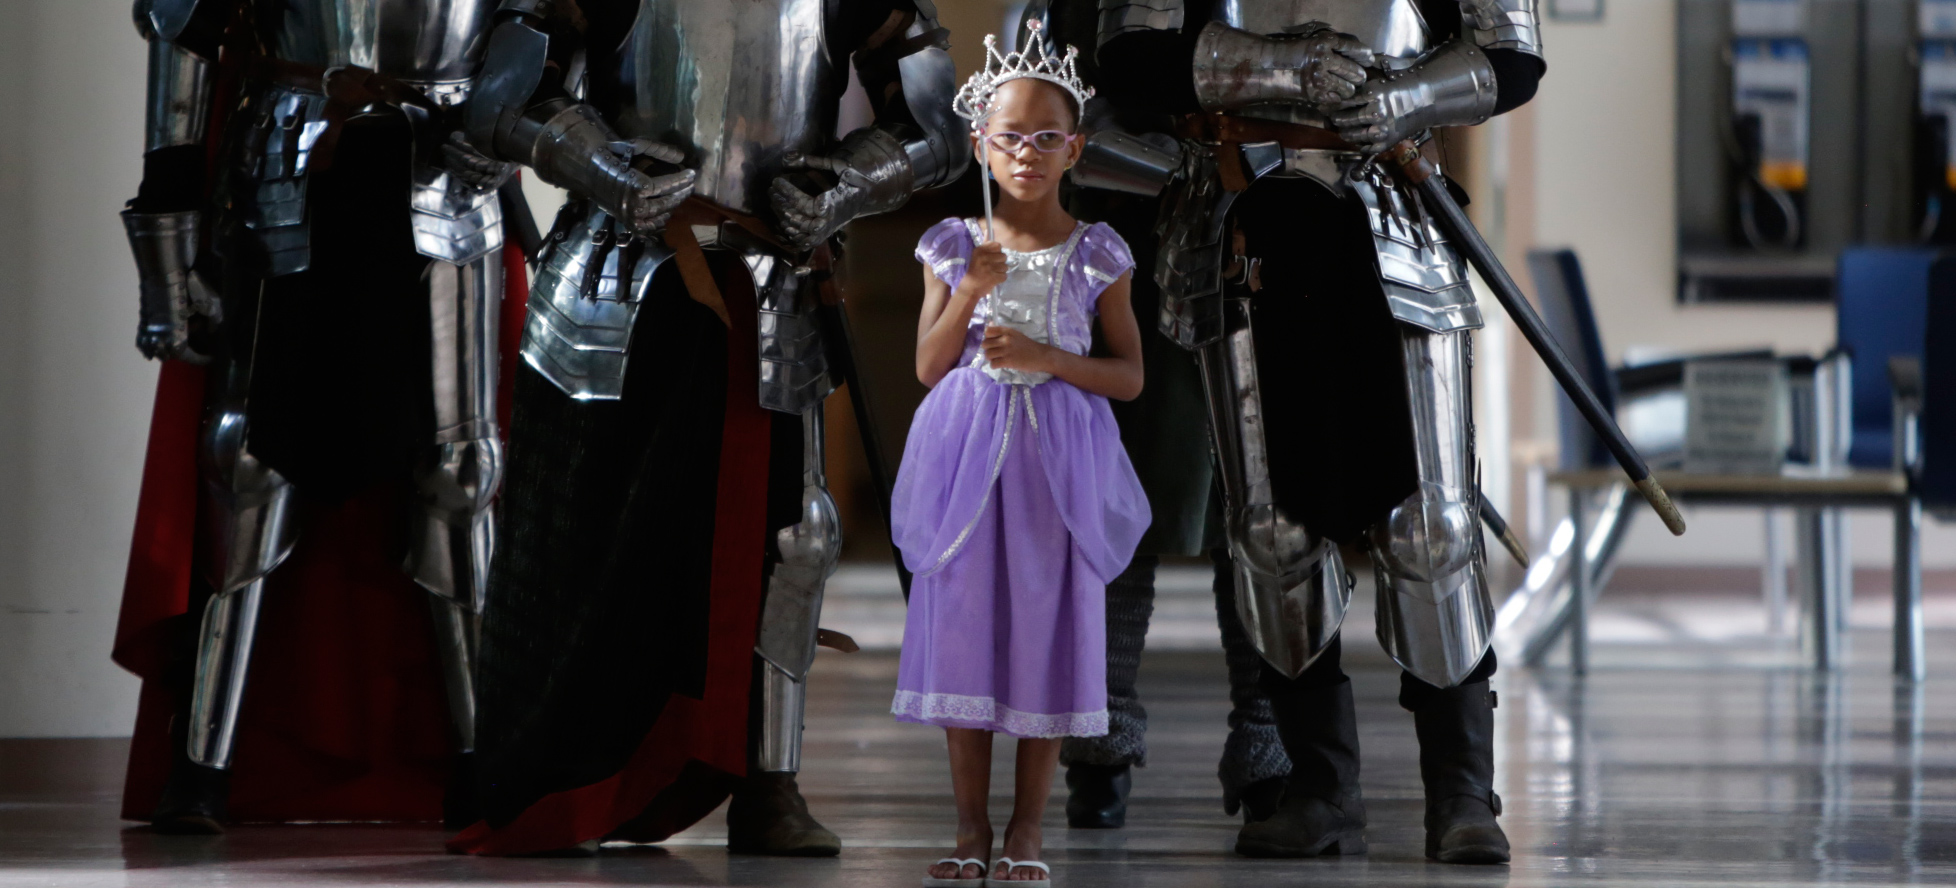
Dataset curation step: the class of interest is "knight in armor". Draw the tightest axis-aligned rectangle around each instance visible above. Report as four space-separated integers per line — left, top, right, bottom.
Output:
443 0 965 857
1083 0 1545 863
115 0 515 832
1002 0 1295 831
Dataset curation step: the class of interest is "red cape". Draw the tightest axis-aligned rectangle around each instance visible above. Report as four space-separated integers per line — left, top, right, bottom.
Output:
113 242 532 824
446 252 772 855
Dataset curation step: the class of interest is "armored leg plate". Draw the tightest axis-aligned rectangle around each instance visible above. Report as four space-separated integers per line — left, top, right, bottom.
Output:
188 578 267 769
1371 328 1493 688
427 594 478 752
754 405 841 773
1198 297 1344 678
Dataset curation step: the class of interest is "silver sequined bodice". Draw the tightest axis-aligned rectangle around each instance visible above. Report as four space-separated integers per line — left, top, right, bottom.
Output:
970 232 1072 387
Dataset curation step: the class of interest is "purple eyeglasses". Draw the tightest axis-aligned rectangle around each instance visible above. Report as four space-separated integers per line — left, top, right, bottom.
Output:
983 130 1078 154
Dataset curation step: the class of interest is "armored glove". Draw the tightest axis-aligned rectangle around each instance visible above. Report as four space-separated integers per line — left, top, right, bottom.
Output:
769 127 916 252
442 131 520 193
1327 40 1498 155
1192 21 1376 112
122 208 219 363
509 99 697 236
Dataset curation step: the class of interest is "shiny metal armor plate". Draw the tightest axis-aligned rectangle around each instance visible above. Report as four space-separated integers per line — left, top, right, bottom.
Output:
1198 297 1350 677
1350 168 1480 332
612 0 837 216
1153 142 1239 348
1097 0 1185 46
1206 0 1430 129
1371 328 1492 686
1218 0 1431 68
266 0 497 95
1461 0 1544 58
522 198 675 401
754 406 843 772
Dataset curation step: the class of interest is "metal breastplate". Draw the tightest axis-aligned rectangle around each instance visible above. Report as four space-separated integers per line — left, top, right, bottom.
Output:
265 0 495 97
611 0 839 215
1217 0 1431 68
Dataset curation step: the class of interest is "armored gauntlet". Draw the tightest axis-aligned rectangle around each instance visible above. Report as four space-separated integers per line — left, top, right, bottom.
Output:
769 126 918 252
122 208 218 363
502 99 695 235
1192 20 1376 111
1328 40 1498 155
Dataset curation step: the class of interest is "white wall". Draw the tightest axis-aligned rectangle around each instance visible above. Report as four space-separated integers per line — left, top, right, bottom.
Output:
0 1 152 736
1528 3 1956 568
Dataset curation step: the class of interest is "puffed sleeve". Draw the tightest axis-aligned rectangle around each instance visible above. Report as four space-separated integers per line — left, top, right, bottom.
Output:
1078 223 1136 298
914 217 975 290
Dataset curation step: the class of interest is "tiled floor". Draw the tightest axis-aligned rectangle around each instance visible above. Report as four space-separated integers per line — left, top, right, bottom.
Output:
4 575 1954 886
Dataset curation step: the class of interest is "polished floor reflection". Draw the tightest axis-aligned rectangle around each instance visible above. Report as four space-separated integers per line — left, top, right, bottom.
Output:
3 587 1954 886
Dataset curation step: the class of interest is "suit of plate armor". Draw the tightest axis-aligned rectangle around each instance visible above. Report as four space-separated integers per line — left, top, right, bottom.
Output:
1084 0 1540 863
462 0 963 842
124 0 507 828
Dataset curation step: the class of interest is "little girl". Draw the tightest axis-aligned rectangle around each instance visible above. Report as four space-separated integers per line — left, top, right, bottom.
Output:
890 30 1150 888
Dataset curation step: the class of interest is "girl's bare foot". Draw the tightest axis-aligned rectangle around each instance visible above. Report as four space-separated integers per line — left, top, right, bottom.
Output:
993 820 1046 881
926 826 992 881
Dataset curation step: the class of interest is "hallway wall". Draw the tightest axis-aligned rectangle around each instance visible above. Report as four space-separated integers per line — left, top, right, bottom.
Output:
0 1 152 737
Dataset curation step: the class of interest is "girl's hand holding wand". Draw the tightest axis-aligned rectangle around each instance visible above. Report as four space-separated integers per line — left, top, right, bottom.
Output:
916 241 1010 387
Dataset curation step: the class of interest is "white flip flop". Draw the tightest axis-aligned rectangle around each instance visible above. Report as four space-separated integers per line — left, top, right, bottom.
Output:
985 857 1052 888
922 857 988 887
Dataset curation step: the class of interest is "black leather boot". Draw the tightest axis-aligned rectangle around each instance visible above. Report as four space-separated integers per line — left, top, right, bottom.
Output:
151 748 230 835
1404 677 1510 864
1065 762 1131 828
725 772 841 856
1234 676 1366 858
1235 775 1286 823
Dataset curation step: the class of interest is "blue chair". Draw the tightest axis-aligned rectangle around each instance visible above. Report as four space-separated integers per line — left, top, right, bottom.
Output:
1922 257 1956 517
1527 249 1617 472
1836 248 1941 468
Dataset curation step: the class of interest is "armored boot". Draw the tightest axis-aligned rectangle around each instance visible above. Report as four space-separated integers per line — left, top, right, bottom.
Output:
725 772 841 856
151 748 230 835
1065 763 1132 829
1404 677 1509 864
1235 674 1366 857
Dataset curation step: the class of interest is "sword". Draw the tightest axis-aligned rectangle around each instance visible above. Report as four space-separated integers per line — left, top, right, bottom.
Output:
1383 140 1687 536
1478 491 1530 568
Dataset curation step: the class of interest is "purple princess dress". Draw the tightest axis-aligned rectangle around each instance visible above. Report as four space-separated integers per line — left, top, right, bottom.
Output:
890 218 1150 738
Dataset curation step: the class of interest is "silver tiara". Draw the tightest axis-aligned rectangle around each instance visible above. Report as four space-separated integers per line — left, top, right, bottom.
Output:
951 21 1093 129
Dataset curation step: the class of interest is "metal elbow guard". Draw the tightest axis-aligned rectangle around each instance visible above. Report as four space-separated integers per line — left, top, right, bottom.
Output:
1097 0 1186 49
1461 0 1544 59
896 17 967 191
1073 129 1182 196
